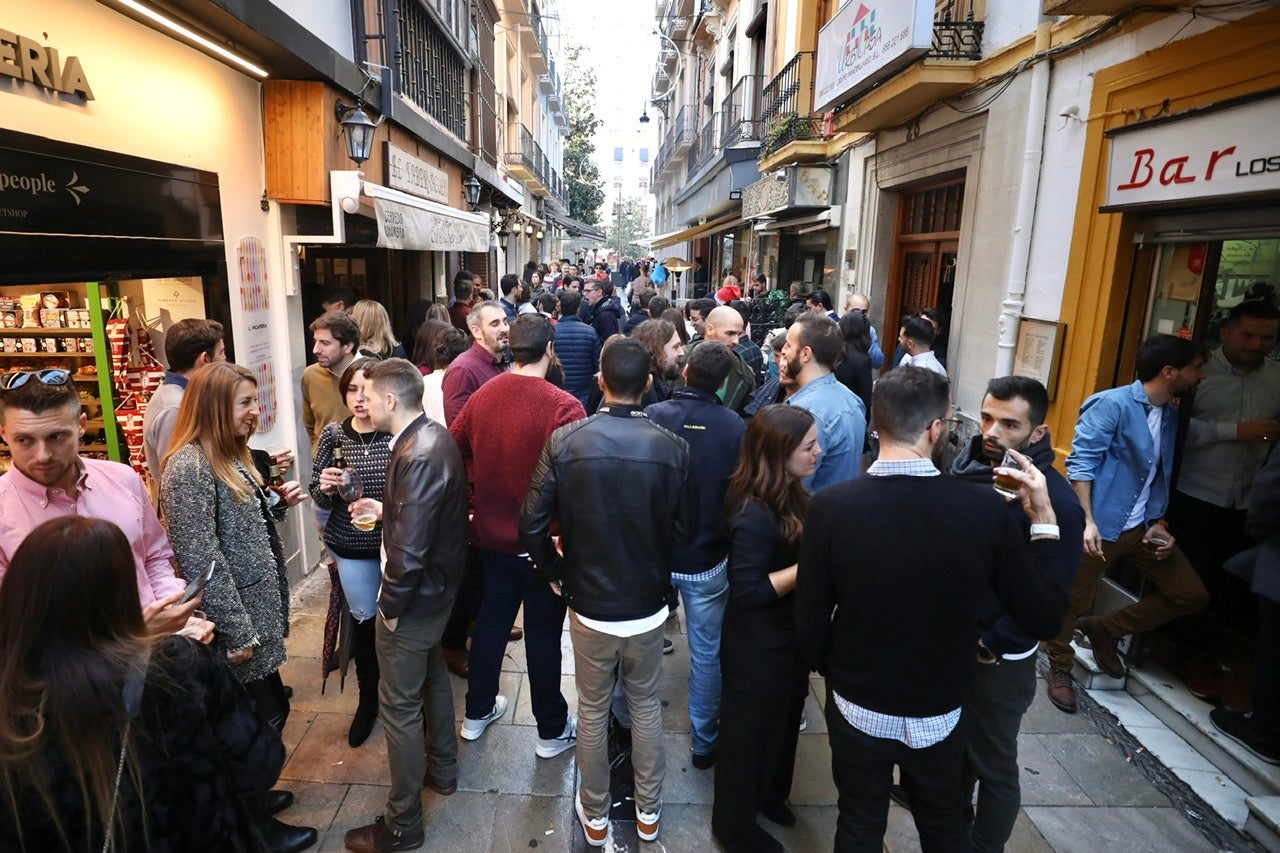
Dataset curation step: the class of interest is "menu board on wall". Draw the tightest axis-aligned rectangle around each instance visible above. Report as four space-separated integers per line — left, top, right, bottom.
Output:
1013 318 1066 400
237 236 277 432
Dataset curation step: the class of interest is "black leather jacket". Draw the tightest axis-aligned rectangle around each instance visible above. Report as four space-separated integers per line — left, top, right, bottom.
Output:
378 415 469 620
519 405 695 621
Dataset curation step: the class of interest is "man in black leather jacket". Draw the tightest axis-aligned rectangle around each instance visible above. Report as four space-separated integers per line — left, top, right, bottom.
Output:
519 336 695 847
344 358 468 853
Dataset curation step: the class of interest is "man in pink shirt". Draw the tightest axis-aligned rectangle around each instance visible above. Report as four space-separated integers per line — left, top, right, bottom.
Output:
0 369 206 637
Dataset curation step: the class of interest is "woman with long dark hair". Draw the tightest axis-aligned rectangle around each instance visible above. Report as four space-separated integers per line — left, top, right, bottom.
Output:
836 309 874 418
161 362 316 853
712 404 820 853
0 516 285 851
309 356 392 747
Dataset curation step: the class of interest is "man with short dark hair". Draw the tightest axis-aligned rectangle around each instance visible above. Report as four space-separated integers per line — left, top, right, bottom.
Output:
728 300 766 386
584 278 623 342
303 310 361 452
323 287 357 314
553 289 600 406
499 274 521 322
520 336 695 847
646 343 745 770
796 366 1067 851
450 316 585 760
450 272 477 330
948 375 1084 851
443 301 509 426
143 318 225 489
806 290 838 322
686 298 716 344
1044 334 1210 713
345 358 468 853
781 313 866 489
899 316 946 377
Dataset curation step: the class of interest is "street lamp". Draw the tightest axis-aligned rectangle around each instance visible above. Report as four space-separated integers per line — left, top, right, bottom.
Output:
463 173 482 211
335 100 381 165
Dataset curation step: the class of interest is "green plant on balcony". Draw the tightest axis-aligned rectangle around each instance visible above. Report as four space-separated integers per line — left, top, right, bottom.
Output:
762 113 814 155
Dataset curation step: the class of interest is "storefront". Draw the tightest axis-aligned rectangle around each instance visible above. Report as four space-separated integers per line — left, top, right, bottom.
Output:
743 164 841 297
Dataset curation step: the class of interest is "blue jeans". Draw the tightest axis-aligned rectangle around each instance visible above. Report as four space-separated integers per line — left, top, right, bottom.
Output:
465 549 569 739
332 554 381 622
673 565 729 756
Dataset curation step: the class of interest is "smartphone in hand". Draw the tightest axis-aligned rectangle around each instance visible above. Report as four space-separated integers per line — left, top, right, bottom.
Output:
180 560 217 604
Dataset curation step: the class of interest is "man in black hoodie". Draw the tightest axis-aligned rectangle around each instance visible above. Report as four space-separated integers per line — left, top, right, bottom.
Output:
949 376 1084 852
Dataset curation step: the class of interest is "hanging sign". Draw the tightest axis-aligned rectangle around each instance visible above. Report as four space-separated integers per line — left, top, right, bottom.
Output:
385 142 450 204
372 196 490 253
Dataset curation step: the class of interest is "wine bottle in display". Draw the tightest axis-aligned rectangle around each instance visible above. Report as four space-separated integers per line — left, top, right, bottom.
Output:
334 446 364 502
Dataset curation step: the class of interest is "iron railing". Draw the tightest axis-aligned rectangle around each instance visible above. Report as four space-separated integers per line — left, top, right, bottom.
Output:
505 126 551 190
761 51 815 126
397 0 468 141
720 75 764 147
690 112 721 174
932 0 983 60
655 104 695 175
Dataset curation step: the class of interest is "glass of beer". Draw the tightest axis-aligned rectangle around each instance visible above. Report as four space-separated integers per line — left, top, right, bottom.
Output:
350 497 379 531
993 449 1021 497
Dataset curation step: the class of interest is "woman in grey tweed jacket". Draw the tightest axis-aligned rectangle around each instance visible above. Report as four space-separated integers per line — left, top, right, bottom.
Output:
160 362 317 850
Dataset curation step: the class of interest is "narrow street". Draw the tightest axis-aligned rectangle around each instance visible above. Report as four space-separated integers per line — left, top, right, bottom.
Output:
277 570 1242 851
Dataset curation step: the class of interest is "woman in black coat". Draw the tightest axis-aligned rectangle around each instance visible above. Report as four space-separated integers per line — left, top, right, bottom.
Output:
835 309 874 417
712 405 820 853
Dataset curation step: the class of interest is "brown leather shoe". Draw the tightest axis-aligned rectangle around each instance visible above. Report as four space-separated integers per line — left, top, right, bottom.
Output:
509 626 524 642
1078 616 1125 679
423 771 457 796
442 647 469 678
344 815 424 852
1046 669 1077 714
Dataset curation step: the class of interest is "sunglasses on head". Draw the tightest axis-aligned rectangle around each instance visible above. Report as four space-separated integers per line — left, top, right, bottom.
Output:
0 369 72 390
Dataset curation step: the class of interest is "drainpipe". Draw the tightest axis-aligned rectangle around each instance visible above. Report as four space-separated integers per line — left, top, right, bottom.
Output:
994 22 1052 377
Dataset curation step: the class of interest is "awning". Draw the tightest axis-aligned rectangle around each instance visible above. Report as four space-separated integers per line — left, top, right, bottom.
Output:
649 211 747 250
363 181 491 253
754 206 841 235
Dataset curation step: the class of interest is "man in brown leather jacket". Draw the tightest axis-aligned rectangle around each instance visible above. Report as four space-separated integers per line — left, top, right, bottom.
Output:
344 358 468 853
520 336 695 847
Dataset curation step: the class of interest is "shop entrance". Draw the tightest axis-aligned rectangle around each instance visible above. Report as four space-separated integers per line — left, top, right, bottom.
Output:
885 180 963 367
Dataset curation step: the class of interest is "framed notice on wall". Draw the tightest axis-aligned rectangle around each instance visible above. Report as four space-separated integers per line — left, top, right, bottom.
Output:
1013 318 1066 400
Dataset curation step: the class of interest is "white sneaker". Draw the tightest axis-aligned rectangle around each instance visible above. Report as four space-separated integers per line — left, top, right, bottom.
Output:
636 804 661 842
575 792 609 847
799 709 809 732
535 715 577 759
460 694 508 741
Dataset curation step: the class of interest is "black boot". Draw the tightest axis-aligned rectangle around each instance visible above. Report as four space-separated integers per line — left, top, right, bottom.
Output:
348 616 381 748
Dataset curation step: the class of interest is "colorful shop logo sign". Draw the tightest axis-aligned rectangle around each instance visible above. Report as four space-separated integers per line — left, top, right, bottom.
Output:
0 170 90 205
837 5 880 73
0 28 94 100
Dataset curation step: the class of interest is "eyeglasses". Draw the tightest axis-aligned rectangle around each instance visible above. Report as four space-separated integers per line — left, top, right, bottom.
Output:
0 369 72 390
936 416 963 433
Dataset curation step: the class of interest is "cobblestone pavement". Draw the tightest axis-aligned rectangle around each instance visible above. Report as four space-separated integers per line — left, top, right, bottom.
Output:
276 571 1230 852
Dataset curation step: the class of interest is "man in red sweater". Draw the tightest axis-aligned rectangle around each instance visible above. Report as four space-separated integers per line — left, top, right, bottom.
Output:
449 314 587 758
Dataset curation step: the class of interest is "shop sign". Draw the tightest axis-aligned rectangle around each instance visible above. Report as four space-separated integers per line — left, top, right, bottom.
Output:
814 0 932 114
741 166 833 219
373 197 488 253
0 28 94 100
0 130 221 240
1105 96 1280 209
385 143 449 205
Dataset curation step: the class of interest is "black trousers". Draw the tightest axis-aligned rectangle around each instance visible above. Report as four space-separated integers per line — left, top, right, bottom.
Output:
825 688 967 853
712 682 805 850
243 670 289 733
1166 491 1257 640
442 545 484 651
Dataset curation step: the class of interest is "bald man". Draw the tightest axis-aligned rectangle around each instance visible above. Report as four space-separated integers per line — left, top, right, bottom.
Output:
696 306 759 414
845 293 885 370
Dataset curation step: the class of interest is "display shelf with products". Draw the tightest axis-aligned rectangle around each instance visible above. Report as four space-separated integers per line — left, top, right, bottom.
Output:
0 282 123 464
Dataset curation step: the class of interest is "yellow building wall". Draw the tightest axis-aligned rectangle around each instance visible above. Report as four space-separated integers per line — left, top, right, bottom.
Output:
1048 6 1280 452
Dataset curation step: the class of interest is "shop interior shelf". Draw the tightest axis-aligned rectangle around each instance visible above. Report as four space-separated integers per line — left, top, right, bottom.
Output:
0 328 94 336
0 352 95 358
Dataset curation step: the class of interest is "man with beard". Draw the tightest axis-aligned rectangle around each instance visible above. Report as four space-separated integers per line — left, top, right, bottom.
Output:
781 312 866 489
646 343 746 770
796 366 1068 851
443 301 510 427
585 318 681 412
947 376 1084 852
1044 334 1210 713
583 278 623 343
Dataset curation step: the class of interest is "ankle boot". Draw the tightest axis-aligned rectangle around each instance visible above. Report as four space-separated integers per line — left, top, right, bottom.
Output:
252 789 317 853
348 616 381 748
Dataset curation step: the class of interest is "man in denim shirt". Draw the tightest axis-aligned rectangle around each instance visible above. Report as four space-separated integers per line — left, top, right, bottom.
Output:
1044 335 1210 713
782 312 867 490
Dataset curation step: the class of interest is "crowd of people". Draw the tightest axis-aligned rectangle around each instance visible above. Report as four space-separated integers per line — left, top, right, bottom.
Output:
0 259 1276 853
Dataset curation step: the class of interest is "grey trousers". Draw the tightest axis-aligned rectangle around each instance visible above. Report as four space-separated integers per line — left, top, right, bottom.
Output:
376 606 457 833
569 610 666 817
962 653 1037 852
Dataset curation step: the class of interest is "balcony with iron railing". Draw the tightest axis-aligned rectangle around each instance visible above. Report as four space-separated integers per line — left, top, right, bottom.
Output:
689 111 721 175
520 10 550 76
654 104 696 178
505 126 551 196
719 75 764 148
758 51 824 165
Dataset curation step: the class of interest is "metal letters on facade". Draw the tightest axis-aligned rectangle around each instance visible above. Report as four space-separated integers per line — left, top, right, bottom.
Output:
385 142 450 205
0 28 93 99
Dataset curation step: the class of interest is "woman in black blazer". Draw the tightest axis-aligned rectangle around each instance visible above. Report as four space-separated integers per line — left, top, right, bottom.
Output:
713 404 820 853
